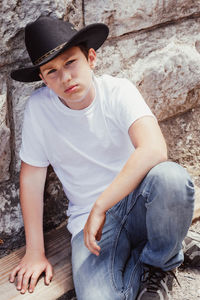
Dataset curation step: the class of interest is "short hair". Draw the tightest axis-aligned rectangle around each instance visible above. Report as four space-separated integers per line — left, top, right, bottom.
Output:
77 43 89 59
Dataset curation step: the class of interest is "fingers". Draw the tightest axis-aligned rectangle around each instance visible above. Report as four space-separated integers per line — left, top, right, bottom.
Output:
14 269 38 294
44 264 53 285
84 231 101 256
96 228 103 241
9 264 52 294
16 269 26 291
28 272 41 293
20 271 33 294
9 265 21 283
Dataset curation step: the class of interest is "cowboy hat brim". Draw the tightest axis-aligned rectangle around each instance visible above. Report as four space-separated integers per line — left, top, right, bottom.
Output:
11 23 109 82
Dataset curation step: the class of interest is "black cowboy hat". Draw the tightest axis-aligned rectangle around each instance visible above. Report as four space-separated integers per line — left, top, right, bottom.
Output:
11 16 109 82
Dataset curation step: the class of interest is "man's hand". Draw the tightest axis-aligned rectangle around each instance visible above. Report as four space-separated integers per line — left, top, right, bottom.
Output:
84 208 106 256
9 250 53 294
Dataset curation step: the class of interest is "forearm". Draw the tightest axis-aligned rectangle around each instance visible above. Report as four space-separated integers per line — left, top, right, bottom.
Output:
93 146 167 213
20 162 47 253
20 188 44 253
10 163 52 294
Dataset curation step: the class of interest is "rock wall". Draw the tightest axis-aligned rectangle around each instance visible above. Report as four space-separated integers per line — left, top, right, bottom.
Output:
0 0 200 257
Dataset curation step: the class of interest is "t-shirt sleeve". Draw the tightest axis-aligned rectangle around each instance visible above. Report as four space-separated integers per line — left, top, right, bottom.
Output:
110 77 156 132
19 98 50 167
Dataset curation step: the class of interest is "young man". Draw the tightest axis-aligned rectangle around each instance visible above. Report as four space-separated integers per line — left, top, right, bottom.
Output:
10 16 197 299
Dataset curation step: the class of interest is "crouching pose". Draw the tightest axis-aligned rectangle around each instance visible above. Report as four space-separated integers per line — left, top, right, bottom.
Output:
10 16 198 299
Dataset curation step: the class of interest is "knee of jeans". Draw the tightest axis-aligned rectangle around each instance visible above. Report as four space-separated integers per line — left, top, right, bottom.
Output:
146 161 195 206
74 274 116 300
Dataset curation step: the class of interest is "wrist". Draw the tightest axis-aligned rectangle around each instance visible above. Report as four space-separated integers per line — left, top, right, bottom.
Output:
92 201 107 215
26 246 45 255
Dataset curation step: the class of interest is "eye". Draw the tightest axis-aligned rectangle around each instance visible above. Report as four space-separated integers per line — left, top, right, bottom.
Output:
47 69 57 75
65 59 76 66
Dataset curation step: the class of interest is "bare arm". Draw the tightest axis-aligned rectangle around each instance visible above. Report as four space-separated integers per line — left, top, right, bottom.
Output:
84 116 168 255
9 162 53 294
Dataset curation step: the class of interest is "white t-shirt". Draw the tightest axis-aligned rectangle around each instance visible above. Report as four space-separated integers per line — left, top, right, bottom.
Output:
20 74 154 238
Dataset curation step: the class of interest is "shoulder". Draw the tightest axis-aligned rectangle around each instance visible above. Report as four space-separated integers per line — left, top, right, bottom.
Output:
96 74 132 89
96 74 138 98
25 86 50 111
28 85 50 102
95 74 142 108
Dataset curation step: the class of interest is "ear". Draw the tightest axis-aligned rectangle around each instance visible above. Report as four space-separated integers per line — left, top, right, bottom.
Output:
39 72 48 86
88 48 96 70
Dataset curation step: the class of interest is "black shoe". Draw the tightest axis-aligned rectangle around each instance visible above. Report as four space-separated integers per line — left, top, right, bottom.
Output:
137 264 178 300
182 230 200 268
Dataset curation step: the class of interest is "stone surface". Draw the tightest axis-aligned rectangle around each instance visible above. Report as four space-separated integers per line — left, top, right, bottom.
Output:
96 18 200 121
84 0 200 37
10 80 43 172
160 105 200 187
132 42 200 121
0 79 11 181
64 0 83 28
43 166 68 232
0 180 24 256
160 105 200 219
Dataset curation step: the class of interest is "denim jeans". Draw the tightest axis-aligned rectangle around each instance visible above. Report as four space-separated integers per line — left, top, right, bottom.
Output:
71 162 195 300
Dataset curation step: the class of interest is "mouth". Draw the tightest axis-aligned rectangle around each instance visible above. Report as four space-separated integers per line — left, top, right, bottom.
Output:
64 84 78 93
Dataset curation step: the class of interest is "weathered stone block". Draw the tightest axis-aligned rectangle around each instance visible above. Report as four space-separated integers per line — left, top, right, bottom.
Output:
0 80 11 182
85 0 200 37
43 166 68 231
64 0 83 28
10 80 42 172
0 181 24 256
132 42 200 121
160 105 200 188
95 18 200 121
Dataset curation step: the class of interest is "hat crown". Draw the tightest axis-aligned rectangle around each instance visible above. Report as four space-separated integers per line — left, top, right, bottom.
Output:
25 17 77 64
11 17 109 82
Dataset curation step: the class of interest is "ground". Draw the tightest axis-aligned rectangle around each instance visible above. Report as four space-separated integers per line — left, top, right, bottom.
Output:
173 220 200 300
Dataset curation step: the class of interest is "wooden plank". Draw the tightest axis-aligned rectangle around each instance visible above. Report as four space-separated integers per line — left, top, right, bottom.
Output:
0 226 74 300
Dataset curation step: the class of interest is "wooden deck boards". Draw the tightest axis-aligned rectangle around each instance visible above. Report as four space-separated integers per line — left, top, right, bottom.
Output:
0 226 74 300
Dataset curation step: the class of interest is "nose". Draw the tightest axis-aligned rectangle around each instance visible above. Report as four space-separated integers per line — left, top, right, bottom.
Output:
60 69 71 84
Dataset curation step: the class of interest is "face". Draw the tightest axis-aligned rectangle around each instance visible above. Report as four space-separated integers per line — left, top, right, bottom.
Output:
39 46 96 109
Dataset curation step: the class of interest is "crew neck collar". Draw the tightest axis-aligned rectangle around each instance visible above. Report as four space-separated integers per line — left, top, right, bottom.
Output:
50 77 97 116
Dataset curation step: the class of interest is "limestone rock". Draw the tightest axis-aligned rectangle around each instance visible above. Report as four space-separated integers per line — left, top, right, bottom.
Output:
64 0 83 28
132 42 200 121
160 106 200 187
85 0 200 37
10 80 42 172
160 106 200 218
0 181 23 237
43 166 68 231
0 80 11 182
95 18 200 121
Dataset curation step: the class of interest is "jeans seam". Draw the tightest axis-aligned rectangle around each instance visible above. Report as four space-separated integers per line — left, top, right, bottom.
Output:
107 195 129 224
110 221 128 299
123 258 142 296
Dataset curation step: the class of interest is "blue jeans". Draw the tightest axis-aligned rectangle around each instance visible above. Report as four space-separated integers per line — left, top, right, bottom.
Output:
71 162 195 300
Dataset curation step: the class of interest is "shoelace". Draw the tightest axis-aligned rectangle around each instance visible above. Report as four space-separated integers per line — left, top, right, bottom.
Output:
141 265 180 292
